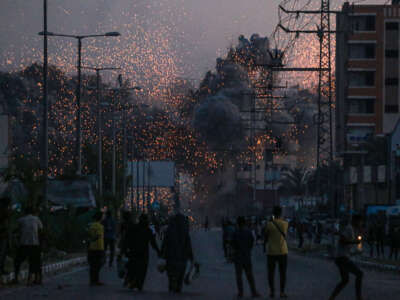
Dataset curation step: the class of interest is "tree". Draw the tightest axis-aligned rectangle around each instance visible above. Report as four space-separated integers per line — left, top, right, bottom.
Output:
279 167 310 208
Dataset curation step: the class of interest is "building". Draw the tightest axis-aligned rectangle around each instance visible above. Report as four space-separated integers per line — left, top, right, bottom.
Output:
336 1 400 211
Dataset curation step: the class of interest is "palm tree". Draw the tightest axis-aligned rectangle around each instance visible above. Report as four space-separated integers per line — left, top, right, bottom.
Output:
279 167 310 208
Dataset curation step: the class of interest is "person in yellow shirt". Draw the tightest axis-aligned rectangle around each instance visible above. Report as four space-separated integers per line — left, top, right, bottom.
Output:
87 211 105 286
265 206 288 298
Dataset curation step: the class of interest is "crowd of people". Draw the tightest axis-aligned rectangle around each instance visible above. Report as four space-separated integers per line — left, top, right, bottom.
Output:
86 210 194 294
222 207 367 300
0 193 395 300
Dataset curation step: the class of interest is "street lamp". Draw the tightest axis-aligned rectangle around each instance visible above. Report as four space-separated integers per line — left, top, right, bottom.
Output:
38 30 121 175
83 66 120 199
41 0 49 215
97 84 141 198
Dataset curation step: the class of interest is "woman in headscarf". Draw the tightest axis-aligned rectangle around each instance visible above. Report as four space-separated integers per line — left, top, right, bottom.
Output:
161 213 194 293
122 214 160 291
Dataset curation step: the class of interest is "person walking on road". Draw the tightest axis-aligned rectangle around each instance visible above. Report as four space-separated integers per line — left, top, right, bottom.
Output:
296 220 304 249
389 226 400 260
122 214 160 291
264 206 288 299
375 220 385 258
328 214 364 300
223 220 235 262
232 216 260 298
102 210 116 267
13 206 43 285
87 211 105 286
204 216 209 231
161 213 193 293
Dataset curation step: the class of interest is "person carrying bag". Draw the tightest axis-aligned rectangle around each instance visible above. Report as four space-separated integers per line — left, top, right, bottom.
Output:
264 206 289 299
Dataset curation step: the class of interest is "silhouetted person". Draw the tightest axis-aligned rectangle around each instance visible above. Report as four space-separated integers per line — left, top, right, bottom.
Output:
265 206 288 298
119 211 133 250
328 215 364 300
0 196 12 276
223 220 235 262
375 221 385 258
162 213 193 293
204 216 209 231
87 211 105 286
389 226 400 260
296 221 304 249
367 223 376 257
122 214 160 291
102 211 116 267
232 216 260 298
13 206 43 285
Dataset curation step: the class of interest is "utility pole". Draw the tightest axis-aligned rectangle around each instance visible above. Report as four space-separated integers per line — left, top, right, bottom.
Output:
76 38 82 175
275 1 340 210
42 0 49 212
122 109 127 201
112 92 117 198
82 66 120 199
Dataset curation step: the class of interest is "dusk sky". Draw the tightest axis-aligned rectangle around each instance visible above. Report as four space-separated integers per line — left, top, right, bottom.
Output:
0 0 387 84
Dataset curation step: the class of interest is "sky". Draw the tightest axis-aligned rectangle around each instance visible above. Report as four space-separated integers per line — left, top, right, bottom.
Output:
0 0 388 86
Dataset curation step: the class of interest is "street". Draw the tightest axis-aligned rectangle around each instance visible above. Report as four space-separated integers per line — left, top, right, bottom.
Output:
1 230 399 300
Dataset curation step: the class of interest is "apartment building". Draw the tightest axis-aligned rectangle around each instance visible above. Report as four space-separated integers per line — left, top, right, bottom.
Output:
336 1 400 211
336 1 400 151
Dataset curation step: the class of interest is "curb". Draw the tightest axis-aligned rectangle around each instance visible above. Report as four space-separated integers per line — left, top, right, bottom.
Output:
1 256 87 284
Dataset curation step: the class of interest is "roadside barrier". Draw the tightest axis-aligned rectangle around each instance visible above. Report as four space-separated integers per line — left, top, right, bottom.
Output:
1 256 87 284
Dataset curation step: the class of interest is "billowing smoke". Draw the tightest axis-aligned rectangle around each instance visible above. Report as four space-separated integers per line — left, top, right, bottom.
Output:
193 94 243 149
193 34 272 150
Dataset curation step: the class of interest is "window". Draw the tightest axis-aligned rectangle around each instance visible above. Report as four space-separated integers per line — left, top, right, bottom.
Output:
351 15 376 31
385 105 399 113
386 22 399 31
349 44 375 59
347 98 375 114
385 78 399 86
348 71 375 87
385 49 399 58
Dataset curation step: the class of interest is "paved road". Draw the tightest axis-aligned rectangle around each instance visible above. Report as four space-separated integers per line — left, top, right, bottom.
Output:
1 230 399 300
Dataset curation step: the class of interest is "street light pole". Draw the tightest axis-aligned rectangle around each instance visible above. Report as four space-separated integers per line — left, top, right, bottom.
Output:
112 94 116 198
77 38 82 175
83 66 121 199
42 0 49 211
122 108 127 200
38 31 121 175
96 70 103 198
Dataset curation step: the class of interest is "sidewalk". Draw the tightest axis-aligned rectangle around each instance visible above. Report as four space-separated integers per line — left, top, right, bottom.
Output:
1 255 86 285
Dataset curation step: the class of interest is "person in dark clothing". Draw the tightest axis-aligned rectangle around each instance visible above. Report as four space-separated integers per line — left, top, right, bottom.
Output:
375 222 385 258
232 216 260 298
0 196 12 275
389 226 400 260
204 216 209 231
102 211 116 267
367 224 376 258
223 220 235 262
119 211 132 249
122 214 160 291
296 221 304 249
162 213 193 293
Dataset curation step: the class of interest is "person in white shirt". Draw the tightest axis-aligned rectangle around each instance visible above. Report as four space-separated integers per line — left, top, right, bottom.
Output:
13 206 43 284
